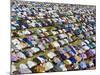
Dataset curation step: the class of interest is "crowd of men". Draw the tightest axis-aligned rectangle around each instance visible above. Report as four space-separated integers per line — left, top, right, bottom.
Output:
11 0 96 74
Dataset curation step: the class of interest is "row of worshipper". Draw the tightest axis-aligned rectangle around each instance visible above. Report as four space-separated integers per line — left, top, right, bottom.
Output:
11 1 96 74
11 48 95 74
11 1 95 30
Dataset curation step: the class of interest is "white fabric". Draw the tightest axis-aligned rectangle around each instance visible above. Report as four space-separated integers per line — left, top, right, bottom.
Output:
64 39 69 43
31 47 40 53
30 22 36 27
53 57 61 63
89 61 94 67
47 52 56 59
59 40 65 45
41 28 47 32
37 56 45 63
91 49 96 54
19 68 32 73
12 39 20 45
27 61 37 68
81 42 87 46
84 40 90 44
11 65 17 73
18 32 23 36
38 44 45 50
52 41 60 48
15 44 22 50
17 52 26 59
43 62 53 71
59 34 67 39
58 30 63 33
83 45 90 50
22 30 31 35
19 64 28 69
59 64 67 71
